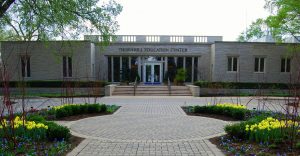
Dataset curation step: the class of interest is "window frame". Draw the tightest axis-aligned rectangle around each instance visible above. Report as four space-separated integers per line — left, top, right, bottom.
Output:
254 57 266 73
227 56 239 73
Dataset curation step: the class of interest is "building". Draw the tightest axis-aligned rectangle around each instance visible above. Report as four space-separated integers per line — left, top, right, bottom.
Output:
1 35 299 84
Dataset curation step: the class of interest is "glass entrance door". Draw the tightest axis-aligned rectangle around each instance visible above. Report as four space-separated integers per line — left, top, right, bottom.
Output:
143 63 162 84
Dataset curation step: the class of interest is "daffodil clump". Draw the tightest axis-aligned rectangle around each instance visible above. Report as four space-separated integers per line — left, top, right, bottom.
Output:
0 116 48 130
52 104 78 110
0 116 48 141
246 117 299 143
216 103 247 109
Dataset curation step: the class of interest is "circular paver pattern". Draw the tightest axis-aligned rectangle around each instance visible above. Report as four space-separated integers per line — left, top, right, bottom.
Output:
70 115 227 141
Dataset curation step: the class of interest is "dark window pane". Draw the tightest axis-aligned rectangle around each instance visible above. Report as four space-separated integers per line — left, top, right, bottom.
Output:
108 57 112 82
27 57 31 77
122 57 129 82
63 56 67 77
21 57 25 77
260 58 264 72
233 57 237 71
286 58 291 72
281 58 285 72
167 57 176 81
113 57 120 82
254 58 259 72
227 57 232 71
68 57 72 77
186 57 192 82
194 57 198 81
130 57 138 82
177 57 184 69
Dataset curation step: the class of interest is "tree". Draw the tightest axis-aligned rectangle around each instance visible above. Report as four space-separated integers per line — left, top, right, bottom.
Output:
0 0 122 43
237 0 300 42
265 0 300 42
237 18 266 42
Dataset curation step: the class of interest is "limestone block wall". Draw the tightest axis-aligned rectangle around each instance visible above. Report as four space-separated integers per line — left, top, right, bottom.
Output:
1 41 93 81
212 42 299 83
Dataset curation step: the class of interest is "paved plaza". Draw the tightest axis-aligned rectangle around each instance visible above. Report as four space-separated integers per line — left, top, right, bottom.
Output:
10 96 291 155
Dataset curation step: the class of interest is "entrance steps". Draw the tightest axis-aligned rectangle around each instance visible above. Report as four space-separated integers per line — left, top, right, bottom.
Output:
112 85 192 96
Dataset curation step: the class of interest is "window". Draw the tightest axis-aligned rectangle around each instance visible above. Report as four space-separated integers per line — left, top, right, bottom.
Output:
21 56 30 77
281 58 291 72
254 57 265 72
63 56 72 77
227 57 238 72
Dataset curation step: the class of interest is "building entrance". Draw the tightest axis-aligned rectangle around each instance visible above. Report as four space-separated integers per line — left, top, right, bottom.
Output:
143 62 162 84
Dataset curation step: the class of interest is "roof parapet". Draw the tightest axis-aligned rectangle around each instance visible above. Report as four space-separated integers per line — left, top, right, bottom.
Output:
84 35 222 43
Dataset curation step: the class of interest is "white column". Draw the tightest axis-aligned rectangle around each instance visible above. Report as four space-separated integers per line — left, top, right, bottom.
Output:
192 57 194 83
198 57 201 80
111 56 114 82
175 57 177 65
138 56 141 79
164 56 168 73
128 57 131 69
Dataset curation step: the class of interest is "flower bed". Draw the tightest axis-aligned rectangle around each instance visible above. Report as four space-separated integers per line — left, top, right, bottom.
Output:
220 113 300 155
0 115 71 155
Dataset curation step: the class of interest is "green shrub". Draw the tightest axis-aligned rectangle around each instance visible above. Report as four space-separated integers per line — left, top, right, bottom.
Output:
100 104 107 112
192 105 249 120
70 105 81 115
231 109 249 120
87 104 101 113
45 122 71 141
79 104 88 113
194 81 291 89
55 108 68 118
175 68 186 84
26 114 46 122
2 80 109 88
193 106 206 113
296 142 300 149
225 123 247 139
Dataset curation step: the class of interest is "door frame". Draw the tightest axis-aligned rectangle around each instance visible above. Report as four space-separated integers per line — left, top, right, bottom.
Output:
143 62 163 84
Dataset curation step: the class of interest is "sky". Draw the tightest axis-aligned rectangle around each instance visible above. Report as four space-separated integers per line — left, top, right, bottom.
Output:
114 0 270 41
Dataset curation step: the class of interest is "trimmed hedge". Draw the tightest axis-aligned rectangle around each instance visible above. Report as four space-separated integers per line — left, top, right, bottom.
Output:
53 104 113 119
193 105 250 120
194 81 294 89
0 80 109 88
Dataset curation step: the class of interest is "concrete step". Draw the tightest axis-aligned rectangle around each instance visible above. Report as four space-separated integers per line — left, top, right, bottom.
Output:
112 85 192 96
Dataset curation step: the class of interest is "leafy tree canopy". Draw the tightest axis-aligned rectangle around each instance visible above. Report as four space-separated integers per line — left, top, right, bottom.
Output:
0 0 122 43
237 18 266 42
238 0 300 42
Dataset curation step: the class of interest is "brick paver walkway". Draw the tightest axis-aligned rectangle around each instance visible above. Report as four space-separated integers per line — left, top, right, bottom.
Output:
66 96 228 156
10 96 290 155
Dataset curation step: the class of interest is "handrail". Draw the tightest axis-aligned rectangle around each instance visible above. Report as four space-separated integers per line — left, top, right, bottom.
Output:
133 77 138 96
168 77 171 96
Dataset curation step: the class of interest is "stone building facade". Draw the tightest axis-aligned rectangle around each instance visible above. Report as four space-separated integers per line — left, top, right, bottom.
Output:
1 35 299 84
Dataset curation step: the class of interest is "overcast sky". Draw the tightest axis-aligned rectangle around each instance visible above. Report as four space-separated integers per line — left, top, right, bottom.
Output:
114 0 270 41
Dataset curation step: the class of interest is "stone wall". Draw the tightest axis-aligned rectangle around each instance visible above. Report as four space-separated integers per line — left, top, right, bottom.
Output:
212 42 299 83
1 41 94 81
